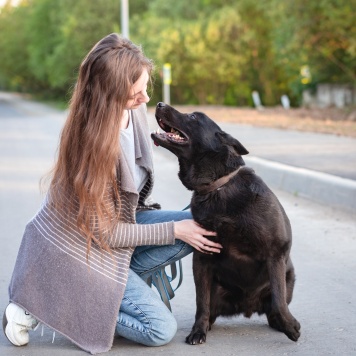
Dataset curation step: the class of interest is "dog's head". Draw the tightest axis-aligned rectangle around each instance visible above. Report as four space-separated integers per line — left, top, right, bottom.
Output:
151 103 249 190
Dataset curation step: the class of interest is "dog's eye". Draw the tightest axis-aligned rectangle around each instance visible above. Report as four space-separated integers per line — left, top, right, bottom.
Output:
190 114 196 120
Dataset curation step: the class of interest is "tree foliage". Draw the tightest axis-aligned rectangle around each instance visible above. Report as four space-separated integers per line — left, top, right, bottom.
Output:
0 0 354 105
0 1 33 91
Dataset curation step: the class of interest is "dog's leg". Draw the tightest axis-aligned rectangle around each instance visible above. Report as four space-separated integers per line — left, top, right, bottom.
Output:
285 259 296 304
266 257 301 341
186 253 213 345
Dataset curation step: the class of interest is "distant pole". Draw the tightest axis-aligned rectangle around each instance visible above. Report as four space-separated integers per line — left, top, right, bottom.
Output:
281 94 290 109
121 0 129 38
163 63 171 104
252 90 263 110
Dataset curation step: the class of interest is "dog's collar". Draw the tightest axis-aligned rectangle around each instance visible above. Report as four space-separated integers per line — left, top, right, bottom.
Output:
195 166 243 195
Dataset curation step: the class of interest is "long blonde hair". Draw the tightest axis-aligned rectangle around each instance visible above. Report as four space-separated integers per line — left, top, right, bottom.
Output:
48 33 153 254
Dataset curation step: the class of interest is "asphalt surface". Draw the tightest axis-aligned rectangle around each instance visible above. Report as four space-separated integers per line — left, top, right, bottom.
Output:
0 92 355 355
217 122 356 214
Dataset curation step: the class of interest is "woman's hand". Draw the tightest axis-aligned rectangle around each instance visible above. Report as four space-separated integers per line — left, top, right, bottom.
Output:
174 219 222 254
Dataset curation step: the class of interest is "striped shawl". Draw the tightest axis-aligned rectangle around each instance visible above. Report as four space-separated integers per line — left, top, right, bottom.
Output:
8 104 175 354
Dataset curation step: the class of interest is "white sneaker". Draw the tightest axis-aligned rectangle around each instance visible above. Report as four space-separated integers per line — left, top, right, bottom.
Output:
2 303 39 346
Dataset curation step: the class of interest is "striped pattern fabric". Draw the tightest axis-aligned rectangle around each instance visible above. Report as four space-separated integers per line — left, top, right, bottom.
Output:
30 182 174 288
8 104 175 354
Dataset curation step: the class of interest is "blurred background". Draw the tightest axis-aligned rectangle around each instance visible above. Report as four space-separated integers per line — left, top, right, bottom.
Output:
0 0 355 109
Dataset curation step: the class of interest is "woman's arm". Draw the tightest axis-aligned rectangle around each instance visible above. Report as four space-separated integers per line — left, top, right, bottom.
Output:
108 220 175 248
108 219 222 254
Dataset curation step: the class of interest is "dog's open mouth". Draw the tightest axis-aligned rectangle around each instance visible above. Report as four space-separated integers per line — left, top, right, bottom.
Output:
152 118 188 146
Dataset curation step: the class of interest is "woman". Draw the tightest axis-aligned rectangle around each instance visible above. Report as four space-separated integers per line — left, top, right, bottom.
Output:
3 33 221 354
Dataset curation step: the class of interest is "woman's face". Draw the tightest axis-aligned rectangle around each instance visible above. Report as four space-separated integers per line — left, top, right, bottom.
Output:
125 68 150 110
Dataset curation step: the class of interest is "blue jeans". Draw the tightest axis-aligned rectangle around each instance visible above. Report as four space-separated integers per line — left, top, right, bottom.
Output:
115 209 193 346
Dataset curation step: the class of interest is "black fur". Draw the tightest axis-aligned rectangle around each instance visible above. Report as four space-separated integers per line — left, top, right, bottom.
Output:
151 103 301 344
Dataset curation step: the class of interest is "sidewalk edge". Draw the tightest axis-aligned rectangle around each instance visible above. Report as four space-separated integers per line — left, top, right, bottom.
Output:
245 156 356 214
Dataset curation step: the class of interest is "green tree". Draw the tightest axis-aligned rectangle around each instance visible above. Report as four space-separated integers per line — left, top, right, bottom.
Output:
133 1 280 105
237 1 289 105
0 0 354 105
0 0 121 98
27 0 120 98
272 0 356 102
0 1 34 91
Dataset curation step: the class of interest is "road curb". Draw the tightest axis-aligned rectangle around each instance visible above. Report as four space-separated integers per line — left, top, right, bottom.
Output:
245 156 356 214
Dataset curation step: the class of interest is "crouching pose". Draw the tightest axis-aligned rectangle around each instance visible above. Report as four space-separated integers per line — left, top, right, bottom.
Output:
3 33 221 354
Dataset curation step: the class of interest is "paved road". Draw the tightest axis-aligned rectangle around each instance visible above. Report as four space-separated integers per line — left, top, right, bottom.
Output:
0 93 355 355
218 122 356 181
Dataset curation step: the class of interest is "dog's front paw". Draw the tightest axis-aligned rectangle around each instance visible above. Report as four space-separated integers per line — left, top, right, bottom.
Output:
285 317 301 342
268 312 301 342
185 330 207 345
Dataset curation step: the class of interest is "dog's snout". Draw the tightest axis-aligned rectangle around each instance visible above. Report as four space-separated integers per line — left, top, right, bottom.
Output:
157 102 166 108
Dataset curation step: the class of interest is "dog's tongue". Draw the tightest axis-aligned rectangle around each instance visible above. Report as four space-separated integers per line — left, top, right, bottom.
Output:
151 131 160 146
151 135 160 146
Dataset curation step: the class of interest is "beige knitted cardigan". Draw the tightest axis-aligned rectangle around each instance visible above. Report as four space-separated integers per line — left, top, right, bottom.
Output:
8 104 175 354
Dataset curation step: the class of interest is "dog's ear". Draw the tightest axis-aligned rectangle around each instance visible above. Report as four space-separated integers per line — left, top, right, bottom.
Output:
216 132 249 156
216 131 249 168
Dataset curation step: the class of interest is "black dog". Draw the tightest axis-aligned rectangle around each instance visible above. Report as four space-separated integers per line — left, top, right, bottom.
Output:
151 103 301 344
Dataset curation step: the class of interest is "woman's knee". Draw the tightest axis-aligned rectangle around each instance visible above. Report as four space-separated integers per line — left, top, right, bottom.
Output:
146 311 177 346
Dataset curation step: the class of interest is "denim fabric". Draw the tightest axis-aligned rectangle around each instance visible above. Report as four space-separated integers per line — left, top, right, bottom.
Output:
115 209 193 346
